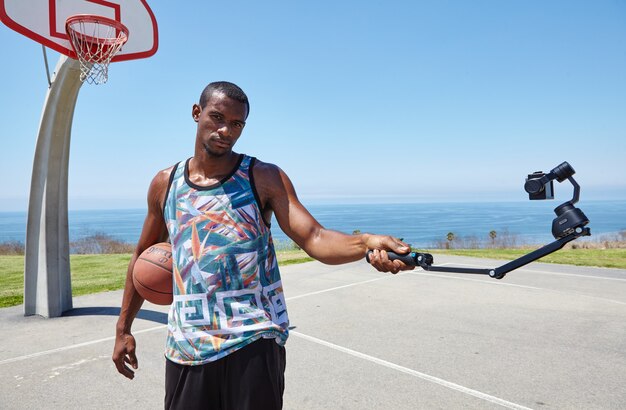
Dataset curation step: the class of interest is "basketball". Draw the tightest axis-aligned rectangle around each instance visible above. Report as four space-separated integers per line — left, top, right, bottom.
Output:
132 242 174 305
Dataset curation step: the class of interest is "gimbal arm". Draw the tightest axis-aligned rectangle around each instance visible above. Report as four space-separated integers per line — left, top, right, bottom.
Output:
368 226 590 280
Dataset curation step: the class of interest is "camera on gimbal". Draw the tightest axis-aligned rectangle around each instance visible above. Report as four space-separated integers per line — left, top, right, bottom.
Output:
526 171 554 200
524 162 590 239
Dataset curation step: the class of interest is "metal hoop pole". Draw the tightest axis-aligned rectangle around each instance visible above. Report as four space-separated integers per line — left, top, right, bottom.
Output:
41 45 52 87
24 55 83 317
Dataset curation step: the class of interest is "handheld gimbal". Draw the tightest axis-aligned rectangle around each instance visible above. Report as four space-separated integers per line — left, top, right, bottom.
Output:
367 161 591 279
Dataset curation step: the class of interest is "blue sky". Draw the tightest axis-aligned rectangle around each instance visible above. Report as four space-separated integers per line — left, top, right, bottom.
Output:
1 1 625 212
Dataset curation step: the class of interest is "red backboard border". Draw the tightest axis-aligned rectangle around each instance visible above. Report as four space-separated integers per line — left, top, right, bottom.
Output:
0 0 158 62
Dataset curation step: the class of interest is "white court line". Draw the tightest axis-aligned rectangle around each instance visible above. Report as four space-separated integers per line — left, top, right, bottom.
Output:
436 261 626 282
0 324 166 366
286 271 409 301
412 268 626 306
414 270 546 291
291 331 534 410
526 270 626 282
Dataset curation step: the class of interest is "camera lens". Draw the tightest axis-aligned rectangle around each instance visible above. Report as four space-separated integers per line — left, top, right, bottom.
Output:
524 179 544 194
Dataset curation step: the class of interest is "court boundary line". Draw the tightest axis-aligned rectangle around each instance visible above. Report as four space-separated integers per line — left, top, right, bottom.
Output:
291 331 534 410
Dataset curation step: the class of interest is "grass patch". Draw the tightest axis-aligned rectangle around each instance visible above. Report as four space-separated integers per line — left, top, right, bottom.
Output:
0 250 315 308
275 250 314 265
0 254 132 308
279 257 316 266
431 248 626 269
0 256 26 308
70 254 132 296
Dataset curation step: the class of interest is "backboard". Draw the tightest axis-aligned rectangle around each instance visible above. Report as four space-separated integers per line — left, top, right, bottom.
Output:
0 0 158 62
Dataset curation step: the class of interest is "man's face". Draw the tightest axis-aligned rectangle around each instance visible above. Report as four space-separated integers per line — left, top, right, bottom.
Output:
192 92 248 158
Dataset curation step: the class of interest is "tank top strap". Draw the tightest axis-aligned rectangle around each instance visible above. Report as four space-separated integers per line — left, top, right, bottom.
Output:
240 154 253 170
163 160 184 222
237 154 256 181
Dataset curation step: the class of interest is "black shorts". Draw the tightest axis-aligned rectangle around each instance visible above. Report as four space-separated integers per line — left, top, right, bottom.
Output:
165 338 286 410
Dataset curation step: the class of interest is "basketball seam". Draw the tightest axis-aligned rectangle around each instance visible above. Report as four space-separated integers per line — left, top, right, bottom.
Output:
133 276 172 295
134 277 173 295
137 257 171 270
134 256 172 295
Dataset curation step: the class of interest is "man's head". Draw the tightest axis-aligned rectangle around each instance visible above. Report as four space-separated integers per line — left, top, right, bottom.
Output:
199 81 250 119
192 82 249 158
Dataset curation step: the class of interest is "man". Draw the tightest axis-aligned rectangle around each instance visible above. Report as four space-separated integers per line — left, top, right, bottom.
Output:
112 81 410 409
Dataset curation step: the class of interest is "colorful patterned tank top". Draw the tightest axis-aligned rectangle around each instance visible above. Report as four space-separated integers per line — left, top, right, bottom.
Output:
163 154 289 365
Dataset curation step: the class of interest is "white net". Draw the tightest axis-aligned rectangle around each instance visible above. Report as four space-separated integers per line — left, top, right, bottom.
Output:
66 16 129 85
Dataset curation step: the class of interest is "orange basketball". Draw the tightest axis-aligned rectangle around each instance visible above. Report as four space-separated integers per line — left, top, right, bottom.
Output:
132 242 173 305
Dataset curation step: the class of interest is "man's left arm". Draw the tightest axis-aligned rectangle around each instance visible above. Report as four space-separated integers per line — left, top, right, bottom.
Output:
254 162 412 273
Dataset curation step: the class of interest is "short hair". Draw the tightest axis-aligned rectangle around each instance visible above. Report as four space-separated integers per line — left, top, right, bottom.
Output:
199 81 250 118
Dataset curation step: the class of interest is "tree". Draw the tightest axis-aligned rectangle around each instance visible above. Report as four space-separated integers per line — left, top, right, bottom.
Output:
489 230 497 246
446 232 455 249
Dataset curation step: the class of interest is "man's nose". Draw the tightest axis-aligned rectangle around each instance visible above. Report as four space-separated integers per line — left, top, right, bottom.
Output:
217 123 231 137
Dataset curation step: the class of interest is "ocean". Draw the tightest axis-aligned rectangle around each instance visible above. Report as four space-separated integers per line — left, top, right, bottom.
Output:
1 200 624 249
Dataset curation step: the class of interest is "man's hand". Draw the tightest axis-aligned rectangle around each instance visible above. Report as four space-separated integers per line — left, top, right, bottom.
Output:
112 332 138 380
365 235 412 274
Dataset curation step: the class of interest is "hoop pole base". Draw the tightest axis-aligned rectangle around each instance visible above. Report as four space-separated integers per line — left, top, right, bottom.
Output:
24 55 83 318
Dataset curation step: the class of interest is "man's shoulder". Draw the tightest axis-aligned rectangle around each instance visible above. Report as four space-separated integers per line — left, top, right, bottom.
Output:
151 162 182 188
249 158 291 199
251 158 283 179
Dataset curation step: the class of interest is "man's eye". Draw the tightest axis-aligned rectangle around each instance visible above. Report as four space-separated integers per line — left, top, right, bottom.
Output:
210 114 222 120
233 122 243 129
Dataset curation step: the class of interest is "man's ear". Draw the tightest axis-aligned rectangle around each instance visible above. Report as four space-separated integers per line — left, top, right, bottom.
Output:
192 104 201 122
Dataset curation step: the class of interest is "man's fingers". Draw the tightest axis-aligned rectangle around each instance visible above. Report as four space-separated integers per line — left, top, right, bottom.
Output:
114 356 135 380
387 237 410 254
366 249 381 271
113 333 138 379
123 350 138 369
122 364 135 380
392 259 408 273
130 352 138 369
367 246 413 273
369 235 410 255
123 355 138 369
368 249 395 273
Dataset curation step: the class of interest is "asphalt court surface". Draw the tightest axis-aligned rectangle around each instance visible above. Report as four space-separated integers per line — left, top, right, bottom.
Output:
1 255 625 409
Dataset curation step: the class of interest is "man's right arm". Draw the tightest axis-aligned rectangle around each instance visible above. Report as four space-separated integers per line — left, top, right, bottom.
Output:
112 167 172 379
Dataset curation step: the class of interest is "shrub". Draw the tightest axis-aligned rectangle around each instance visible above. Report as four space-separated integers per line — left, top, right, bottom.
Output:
70 233 135 254
0 241 25 255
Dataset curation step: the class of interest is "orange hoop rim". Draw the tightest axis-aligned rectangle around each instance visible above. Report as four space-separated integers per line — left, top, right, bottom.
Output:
64 14 130 84
65 14 129 47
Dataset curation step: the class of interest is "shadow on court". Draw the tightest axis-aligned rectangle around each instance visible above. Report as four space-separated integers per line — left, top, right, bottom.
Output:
63 306 168 324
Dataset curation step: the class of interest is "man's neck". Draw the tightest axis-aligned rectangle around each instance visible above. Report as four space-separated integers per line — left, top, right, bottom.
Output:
188 151 240 185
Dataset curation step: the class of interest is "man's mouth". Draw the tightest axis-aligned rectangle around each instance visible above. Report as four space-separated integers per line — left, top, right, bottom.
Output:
213 138 230 148
202 138 231 155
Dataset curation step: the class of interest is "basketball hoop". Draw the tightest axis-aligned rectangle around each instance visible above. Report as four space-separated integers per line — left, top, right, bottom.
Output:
65 15 129 84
